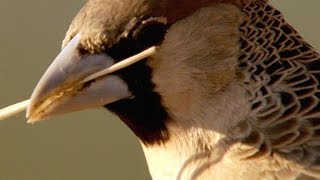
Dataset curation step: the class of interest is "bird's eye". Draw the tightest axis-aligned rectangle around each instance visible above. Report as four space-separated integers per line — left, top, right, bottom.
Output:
132 17 168 49
78 45 91 56
106 17 168 61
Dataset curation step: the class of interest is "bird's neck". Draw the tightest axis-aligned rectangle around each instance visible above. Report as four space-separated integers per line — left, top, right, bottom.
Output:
140 83 251 179
140 131 226 179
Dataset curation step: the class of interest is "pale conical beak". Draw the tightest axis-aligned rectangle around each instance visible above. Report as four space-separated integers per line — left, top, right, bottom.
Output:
26 34 132 123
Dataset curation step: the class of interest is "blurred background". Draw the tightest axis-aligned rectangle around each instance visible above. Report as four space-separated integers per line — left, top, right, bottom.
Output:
0 0 319 179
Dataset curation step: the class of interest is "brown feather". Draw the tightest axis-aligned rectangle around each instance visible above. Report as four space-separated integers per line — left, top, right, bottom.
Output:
62 0 255 52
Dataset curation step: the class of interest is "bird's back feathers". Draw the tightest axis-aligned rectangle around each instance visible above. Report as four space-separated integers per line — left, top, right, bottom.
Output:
237 0 320 178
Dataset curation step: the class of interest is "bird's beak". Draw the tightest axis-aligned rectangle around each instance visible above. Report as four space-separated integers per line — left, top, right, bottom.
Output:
26 34 133 123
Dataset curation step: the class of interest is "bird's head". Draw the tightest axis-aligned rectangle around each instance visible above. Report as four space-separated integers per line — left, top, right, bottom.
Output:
27 0 242 145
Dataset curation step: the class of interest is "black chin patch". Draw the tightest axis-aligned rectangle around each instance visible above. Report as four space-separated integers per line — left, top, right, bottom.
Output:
105 60 170 146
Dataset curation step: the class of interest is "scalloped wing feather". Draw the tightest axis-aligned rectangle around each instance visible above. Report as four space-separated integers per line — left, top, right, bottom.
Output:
238 0 320 178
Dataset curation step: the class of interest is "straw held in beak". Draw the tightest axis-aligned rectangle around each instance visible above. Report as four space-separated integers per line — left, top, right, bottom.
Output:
0 46 157 122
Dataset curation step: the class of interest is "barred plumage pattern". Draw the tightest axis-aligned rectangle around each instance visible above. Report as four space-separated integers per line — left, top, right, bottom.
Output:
237 0 320 177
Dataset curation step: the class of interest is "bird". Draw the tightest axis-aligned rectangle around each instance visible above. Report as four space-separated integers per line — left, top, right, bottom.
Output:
25 0 320 179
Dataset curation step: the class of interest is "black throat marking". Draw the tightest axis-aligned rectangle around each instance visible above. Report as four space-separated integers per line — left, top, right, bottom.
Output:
105 60 170 146
103 18 170 146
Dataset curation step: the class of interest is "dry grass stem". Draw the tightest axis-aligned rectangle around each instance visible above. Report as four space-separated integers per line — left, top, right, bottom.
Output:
0 100 30 121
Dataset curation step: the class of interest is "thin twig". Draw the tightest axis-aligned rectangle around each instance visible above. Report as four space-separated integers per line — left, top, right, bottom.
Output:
0 100 30 121
0 46 157 121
